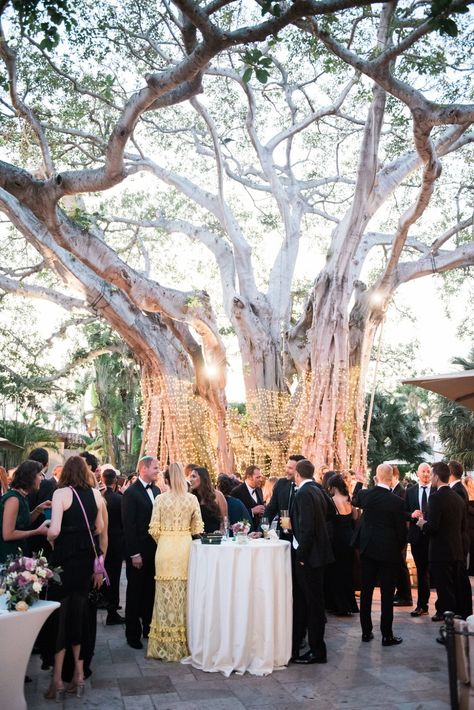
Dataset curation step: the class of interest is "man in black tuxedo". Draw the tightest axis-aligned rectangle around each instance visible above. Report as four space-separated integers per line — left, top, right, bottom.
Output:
264 454 305 540
405 462 435 617
449 460 469 505
122 455 160 649
417 461 472 621
102 468 125 625
290 459 334 664
353 463 406 646
231 465 265 531
391 467 413 607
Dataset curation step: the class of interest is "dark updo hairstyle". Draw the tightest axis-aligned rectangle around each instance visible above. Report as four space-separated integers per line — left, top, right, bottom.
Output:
11 460 43 492
59 456 93 489
327 473 350 500
79 451 99 472
192 467 221 521
217 474 234 497
322 470 338 491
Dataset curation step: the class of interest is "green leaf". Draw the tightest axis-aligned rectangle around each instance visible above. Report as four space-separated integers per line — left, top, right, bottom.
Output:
255 68 269 84
439 18 458 36
242 67 253 83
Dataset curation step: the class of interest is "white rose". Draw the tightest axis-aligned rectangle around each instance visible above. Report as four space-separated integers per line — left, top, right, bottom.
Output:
32 581 42 594
37 568 46 578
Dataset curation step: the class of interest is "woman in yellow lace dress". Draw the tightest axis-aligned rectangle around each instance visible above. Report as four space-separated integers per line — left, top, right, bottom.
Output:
147 463 204 661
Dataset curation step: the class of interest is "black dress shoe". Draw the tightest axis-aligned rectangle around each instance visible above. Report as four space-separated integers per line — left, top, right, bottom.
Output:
436 635 446 645
127 639 143 650
432 613 444 622
393 599 413 607
362 632 374 642
410 607 429 617
382 636 403 646
106 613 125 625
293 650 327 664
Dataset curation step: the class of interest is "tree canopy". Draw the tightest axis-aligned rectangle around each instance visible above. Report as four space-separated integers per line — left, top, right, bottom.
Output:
1 0 473 473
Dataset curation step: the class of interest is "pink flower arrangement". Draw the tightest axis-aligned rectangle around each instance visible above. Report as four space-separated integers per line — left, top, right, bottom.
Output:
231 520 251 535
0 552 61 611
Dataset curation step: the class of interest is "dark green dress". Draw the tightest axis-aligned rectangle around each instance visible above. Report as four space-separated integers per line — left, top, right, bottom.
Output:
0 490 31 562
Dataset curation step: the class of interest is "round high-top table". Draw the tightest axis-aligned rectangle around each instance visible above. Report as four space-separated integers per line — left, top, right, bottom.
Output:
183 538 292 676
0 598 60 710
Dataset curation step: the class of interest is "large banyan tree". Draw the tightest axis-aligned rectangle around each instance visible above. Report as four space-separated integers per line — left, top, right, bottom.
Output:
0 0 473 473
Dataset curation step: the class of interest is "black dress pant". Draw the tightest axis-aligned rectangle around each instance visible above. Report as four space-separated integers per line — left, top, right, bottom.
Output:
395 545 412 601
125 554 155 643
411 539 430 609
430 560 473 619
360 553 398 638
292 552 326 658
105 542 124 614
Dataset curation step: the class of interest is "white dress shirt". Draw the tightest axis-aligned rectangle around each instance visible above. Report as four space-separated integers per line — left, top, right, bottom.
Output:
292 478 313 550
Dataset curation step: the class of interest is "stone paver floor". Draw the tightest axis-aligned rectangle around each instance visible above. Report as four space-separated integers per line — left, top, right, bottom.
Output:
26 579 453 710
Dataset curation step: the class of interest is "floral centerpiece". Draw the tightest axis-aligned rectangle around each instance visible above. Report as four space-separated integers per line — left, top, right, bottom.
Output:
0 552 61 612
231 520 251 536
231 520 251 543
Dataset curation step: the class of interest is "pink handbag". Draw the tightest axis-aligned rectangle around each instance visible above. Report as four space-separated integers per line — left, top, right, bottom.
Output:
70 487 110 586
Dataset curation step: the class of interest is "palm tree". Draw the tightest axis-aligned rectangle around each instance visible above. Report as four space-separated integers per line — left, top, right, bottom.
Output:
366 392 431 474
437 349 474 468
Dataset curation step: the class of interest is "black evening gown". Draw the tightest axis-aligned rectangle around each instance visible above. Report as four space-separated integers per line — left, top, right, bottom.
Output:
48 487 97 658
327 512 359 615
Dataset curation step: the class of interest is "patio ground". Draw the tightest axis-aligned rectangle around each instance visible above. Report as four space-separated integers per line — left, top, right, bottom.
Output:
26 579 453 710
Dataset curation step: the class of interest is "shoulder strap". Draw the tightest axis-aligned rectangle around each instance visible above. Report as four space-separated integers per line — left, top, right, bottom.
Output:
70 486 98 560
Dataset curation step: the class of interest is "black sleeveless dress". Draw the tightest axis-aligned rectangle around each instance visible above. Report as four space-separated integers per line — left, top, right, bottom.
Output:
49 487 97 652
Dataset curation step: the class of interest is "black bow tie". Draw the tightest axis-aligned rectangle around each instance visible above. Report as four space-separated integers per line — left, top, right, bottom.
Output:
145 484 153 490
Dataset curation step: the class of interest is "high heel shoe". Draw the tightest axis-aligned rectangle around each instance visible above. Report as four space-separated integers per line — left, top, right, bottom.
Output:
44 682 65 702
67 675 85 698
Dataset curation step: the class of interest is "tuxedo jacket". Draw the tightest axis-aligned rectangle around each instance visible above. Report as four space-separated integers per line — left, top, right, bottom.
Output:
104 486 124 531
405 483 437 546
392 482 406 500
121 480 160 559
264 478 295 538
291 481 334 568
231 482 264 529
451 480 469 505
352 486 406 561
422 486 468 562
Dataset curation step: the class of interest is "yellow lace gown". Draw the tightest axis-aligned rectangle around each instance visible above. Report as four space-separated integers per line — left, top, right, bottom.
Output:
147 492 204 661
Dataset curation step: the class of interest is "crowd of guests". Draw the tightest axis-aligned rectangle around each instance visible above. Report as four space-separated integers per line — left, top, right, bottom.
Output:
1 450 474 694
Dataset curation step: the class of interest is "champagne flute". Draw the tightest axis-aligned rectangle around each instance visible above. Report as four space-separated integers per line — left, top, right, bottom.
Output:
280 509 290 533
260 516 269 538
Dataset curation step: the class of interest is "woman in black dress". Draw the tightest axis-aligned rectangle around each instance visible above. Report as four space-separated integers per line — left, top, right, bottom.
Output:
325 473 359 615
189 467 222 533
46 456 105 700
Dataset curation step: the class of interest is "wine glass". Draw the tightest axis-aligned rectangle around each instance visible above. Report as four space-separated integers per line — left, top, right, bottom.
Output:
260 516 269 538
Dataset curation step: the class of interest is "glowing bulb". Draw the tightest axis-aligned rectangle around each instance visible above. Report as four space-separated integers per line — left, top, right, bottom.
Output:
205 363 219 379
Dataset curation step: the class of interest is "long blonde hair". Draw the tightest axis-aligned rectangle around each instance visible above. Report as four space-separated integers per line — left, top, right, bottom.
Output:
168 463 188 496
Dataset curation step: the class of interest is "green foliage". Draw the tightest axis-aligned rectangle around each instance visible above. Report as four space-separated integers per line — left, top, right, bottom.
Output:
81 323 142 470
437 349 474 467
428 0 470 38
241 48 273 84
11 0 76 50
366 392 432 473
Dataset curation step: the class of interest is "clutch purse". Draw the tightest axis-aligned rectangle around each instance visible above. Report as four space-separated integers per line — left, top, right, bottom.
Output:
201 533 223 545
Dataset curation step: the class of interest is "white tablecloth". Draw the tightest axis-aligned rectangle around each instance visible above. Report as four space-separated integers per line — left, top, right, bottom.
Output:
0 598 60 710
183 538 292 676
